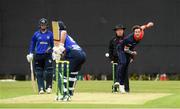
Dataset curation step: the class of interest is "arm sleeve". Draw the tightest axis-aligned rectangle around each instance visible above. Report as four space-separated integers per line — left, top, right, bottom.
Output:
123 33 133 45
47 33 54 53
29 34 36 53
124 46 133 54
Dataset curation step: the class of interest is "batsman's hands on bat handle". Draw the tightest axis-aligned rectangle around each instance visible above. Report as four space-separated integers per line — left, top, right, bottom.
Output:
53 43 65 55
26 53 33 63
52 52 61 61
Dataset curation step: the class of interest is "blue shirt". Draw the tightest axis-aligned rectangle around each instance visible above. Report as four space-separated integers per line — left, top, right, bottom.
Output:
64 34 81 53
29 30 54 54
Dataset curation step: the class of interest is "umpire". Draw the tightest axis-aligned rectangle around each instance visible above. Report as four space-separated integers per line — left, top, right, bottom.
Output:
108 24 129 93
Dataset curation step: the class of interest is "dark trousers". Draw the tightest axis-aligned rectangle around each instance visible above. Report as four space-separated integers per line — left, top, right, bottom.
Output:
116 51 130 92
61 49 86 95
34 53 53 91
124 55 130 92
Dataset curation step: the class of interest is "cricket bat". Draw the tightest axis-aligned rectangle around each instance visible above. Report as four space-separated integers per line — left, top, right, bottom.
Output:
52 21 60 46
30 61 36 93
52 21 61 98
52 21 66 60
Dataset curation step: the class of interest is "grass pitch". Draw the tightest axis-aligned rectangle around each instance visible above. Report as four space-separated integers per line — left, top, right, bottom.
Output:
0 80 180 108
0 92 170 104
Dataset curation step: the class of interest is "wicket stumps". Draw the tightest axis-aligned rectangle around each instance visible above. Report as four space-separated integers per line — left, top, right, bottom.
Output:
55 60 70 99
112 62 118 93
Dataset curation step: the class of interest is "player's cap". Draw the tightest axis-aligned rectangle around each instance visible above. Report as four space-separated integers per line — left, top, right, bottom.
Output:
58 21 67 30
39 18 48 26
113 24 126 31
132 25 142 31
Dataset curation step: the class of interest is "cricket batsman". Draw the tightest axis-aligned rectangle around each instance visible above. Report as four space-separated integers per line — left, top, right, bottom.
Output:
53 21 86 101
26 18 54 94
117 22 154 93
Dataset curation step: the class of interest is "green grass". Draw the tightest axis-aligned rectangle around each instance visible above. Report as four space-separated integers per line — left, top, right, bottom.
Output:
0 81 35 99
0 80 180 108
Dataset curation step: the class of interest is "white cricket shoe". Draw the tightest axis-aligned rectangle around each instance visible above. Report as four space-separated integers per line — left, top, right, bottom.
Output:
114 82 120 88
39 89 45 94
112 82 120 93
119 85 126 94
46 88 52 94
55 95 71 101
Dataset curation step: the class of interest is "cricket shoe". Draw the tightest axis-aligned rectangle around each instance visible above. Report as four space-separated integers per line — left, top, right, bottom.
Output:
114 82 120 87
112 85 118 93
119 85 126 94
46 88 52 94
114 82 120 89
55 95 63 101
114 87 118 93
39 89 45 94
61 95 71 102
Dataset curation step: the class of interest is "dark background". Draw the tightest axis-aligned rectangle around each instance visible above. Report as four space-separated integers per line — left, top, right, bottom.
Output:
0 0 180 76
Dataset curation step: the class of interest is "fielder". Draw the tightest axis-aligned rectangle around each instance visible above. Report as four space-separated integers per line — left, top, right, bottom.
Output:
117 22 154 93
53 21 86 101
27 18 54 94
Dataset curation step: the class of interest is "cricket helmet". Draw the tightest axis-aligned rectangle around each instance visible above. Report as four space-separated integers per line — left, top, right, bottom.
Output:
113 24 126 31
39 18 48 27
58 21 67 30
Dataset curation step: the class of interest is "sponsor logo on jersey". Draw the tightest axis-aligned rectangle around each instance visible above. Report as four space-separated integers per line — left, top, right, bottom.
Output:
47 36 50 39
72 45 81 50
40 42 48 44
38 37 42 40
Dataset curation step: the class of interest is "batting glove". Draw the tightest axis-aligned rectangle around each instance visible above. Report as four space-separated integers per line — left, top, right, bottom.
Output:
52 52 61 61
53 43 65 55
26 53 33 63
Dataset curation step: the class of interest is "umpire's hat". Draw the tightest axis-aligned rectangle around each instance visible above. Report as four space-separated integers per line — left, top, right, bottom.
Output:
113 24 126 31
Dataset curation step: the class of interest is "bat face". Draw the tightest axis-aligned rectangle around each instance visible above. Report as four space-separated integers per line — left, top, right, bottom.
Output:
52 21 60 46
